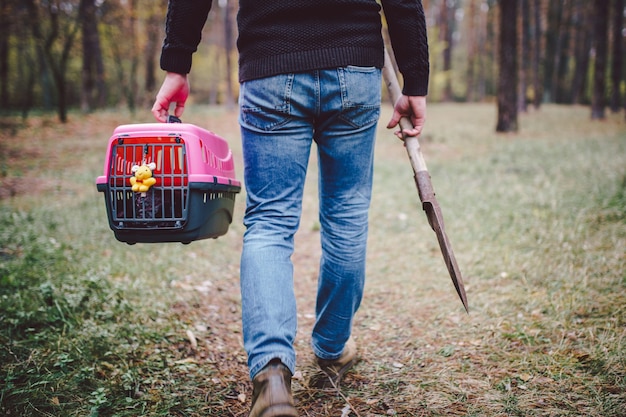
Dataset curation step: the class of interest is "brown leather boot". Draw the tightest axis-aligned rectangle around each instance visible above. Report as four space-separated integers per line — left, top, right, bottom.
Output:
249 360 298 417
312 338 357 388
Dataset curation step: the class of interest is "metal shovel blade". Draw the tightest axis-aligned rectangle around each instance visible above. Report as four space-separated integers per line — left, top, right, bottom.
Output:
416 170 469 312
382 48 469 313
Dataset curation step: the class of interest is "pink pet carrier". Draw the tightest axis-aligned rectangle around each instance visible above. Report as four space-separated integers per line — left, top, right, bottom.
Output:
96 118 241 244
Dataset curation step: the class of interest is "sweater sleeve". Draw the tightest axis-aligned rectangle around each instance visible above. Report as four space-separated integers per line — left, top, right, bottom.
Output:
160 0 213 74
380 0 429 96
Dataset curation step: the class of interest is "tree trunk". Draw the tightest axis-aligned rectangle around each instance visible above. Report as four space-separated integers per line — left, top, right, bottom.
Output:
591 0 609 120
0 0 10 110
570 0 592 104
144 9 160 94
16 19 36 119
127 0 139 113
465 0 477 102
532 0 543 108
474 0 492 101
554 0 573 103
496 0 518 132
440 0 453 101
481 2 497 98
518 0 530 112
223 0 235 109
544 0 562 103
56 7 81 123
80 0 105 112
610 0 624 113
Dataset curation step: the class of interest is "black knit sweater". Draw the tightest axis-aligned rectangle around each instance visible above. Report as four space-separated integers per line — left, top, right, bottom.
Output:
160 0 429 96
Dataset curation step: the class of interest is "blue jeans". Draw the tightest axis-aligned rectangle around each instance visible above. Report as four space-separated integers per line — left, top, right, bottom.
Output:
238 66 381 379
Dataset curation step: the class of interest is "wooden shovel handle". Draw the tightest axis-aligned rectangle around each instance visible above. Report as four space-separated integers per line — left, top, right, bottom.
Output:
381 48 429 175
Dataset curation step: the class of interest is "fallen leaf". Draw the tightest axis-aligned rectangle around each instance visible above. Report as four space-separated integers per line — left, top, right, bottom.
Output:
534 376 554 384
174 358 197 365
370 323 382 331
186 329 198 350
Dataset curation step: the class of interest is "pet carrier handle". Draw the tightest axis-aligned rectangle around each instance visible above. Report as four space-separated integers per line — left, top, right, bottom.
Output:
167 115 182 123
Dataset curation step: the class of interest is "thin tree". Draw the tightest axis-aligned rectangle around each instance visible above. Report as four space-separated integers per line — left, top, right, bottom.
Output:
79 0 106 112
24 0 81 123
439 0 453 101
610 0 624 113
554 1 573 103
531 0 543 108
222 0 235 109
0 0 11 110
11 3 37 118
478 0 498 99
591 0 609 120
518 0 530 112
127 0 139 112
543 0 562 103
143 1 166 95
571 0 592 104
496 0 518 132
465 0 478 102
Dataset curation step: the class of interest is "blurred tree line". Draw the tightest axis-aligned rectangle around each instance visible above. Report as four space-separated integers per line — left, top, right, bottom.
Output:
0 0 624 126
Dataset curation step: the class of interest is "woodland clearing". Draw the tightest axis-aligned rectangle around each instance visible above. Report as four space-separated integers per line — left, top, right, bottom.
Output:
1 103 625 416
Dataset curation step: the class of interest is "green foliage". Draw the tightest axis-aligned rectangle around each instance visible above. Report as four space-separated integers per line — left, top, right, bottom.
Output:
606 174 626 222
0 208 134 415
1 210 72 331
0 202 237 415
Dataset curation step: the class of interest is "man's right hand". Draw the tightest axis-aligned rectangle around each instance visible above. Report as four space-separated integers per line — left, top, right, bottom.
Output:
151 72 190 123
386 95 426 140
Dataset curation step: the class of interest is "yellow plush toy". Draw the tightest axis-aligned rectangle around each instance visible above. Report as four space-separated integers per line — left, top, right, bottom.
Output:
130 162 157 194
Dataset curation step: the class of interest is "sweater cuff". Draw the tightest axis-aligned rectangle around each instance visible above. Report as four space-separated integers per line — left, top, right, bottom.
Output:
160 49 193 74
402 77 429 97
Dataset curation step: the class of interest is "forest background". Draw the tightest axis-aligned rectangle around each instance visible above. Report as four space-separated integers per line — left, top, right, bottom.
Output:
0 0 625 127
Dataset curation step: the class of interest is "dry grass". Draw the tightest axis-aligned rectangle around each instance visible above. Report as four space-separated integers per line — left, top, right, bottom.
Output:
1 103 625 416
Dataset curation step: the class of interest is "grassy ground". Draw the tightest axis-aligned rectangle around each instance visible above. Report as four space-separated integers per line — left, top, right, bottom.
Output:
1 103 625 416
